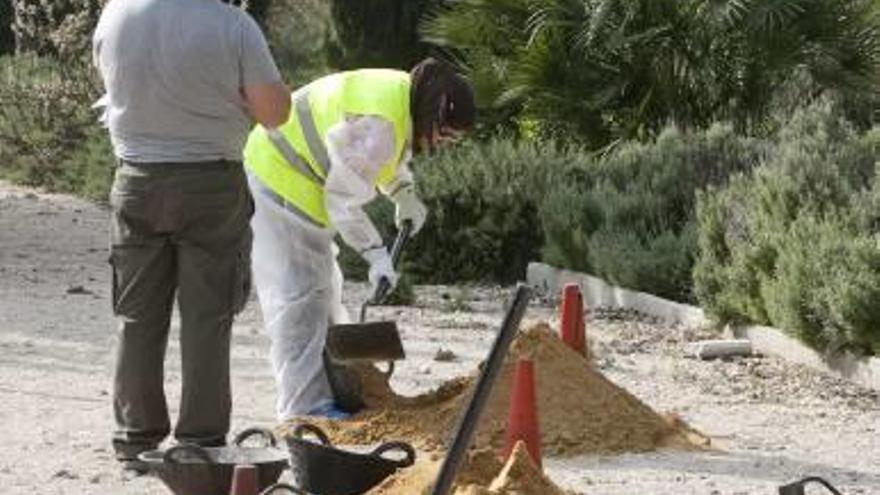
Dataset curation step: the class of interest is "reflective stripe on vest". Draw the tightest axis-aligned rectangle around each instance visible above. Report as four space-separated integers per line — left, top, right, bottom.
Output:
265 127 325 186
295 93 331 176
244 70 412 227
249 171 324 228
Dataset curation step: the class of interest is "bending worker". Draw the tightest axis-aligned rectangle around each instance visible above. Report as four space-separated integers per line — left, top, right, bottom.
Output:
243 57 476 420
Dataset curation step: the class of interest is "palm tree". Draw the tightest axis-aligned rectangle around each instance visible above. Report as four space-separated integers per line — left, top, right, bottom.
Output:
423 0 880 147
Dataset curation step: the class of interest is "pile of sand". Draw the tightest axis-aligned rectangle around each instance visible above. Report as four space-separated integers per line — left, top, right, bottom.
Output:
281 323 709 457
367 442 572 495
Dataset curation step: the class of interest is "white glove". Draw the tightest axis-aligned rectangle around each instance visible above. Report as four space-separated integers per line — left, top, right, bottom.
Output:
390 185 428 235
361 247 399 296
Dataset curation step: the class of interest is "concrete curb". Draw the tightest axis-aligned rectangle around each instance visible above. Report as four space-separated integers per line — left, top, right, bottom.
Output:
526 262 880 391
526 262 708 327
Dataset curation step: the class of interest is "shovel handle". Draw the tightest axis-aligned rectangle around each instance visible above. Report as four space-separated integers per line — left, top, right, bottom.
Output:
372 220 413 304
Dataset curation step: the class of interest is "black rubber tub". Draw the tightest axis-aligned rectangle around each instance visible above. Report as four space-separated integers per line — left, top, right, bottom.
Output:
285 422 416 495
138 427 289 495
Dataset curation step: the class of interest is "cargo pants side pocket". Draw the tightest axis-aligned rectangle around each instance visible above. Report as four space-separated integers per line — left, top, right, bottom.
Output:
231 228 253 315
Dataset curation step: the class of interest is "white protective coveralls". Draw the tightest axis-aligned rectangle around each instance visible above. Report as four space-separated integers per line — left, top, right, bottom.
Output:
248 115 424 420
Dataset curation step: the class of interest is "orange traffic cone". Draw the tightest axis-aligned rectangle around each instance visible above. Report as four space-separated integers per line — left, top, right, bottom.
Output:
230 464 259 495
502 359 541 469
560 283 586 356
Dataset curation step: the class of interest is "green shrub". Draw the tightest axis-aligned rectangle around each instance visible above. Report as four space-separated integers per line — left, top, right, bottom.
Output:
404 138 562 283
762 213 880 354
266 0 334 86
341 123 760 300
11 0 103 59
694 101 880 354
541 124 763 302
338 124 761 297
0 55 107 197
694 178 777 325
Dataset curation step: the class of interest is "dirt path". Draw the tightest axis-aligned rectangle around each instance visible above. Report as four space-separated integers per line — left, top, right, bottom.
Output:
1 181 878 495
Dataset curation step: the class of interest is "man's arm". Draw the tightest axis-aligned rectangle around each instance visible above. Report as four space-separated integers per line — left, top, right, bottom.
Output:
244 82 291 128
238 12 290 128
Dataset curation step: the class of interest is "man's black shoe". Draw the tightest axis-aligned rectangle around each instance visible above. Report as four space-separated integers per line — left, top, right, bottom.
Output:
120 459 150 481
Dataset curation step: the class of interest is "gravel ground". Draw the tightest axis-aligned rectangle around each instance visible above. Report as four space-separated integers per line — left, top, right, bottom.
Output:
0 181 878 495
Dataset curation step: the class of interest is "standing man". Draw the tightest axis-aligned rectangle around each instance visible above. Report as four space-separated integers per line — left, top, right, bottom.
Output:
243 57 475 420
92 0 290 475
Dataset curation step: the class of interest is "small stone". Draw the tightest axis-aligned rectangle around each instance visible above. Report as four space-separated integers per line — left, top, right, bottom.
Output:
418 365 432 375
66 285 93 295
433 348 457 362
52 469 79 480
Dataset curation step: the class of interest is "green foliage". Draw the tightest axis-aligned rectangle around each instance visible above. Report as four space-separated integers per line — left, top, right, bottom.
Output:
0 55 109 198
337 139 553 286
266 0 334 85
405 138 558 283
763 213 880 354
541 124 762 301
424 0 880 147
11 0 104 59
328 0 440 70
343 124 759 299
694 101 880 354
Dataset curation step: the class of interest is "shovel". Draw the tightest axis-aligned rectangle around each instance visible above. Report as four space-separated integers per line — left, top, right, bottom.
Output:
324 219 412 363
322 221 412 413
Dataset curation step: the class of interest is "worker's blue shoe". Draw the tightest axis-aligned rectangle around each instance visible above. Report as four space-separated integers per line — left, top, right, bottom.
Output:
308 403 352 420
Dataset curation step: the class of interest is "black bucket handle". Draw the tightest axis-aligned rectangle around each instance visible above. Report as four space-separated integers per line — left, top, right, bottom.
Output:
234 427 278 448
259 482 307 495
292 423 332 446
163 443 213 464
370 441 416 469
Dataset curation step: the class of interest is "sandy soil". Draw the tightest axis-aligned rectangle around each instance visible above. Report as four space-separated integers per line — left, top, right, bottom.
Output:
1 180 878 495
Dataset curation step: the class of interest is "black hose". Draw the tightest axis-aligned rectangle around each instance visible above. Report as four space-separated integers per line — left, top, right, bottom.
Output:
779 476 844 495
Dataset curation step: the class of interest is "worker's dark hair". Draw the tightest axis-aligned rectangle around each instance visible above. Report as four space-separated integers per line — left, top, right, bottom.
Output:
410 57 476 144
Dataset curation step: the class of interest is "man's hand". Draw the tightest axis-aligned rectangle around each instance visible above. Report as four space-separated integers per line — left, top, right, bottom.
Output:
391 185 428 235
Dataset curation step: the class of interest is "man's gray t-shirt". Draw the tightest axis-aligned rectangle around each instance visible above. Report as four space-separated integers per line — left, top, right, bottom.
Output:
93 0 282 163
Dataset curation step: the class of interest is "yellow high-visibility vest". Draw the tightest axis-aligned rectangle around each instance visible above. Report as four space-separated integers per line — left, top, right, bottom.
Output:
244 69 412 227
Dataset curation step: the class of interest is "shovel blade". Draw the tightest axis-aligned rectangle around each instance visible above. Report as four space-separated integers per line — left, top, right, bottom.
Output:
326 321 405 362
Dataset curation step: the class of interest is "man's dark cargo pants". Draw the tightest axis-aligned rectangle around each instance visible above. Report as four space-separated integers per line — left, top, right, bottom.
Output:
108 160 253 461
